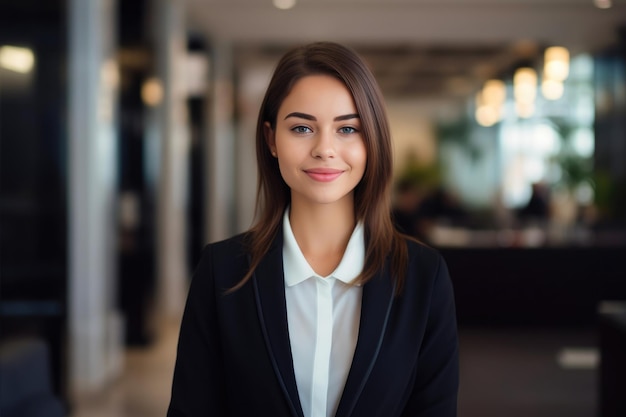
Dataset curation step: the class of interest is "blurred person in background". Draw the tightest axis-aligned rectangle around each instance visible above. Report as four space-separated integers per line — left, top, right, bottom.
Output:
391 177 424 237
167 42 459 417
412 185 468 245
517 182 551 224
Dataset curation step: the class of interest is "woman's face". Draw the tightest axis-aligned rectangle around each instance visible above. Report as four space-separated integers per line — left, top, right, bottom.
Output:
265 75 367 209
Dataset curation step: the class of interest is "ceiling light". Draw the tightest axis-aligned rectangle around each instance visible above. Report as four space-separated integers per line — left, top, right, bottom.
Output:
475 105 500 127
475 80 506 126
142 77 163 107
273 0 296 10
514 67 537 104
482 79 506 105
544 46 569 81
0 45 35 74
542 79 564 100
593 0 612 9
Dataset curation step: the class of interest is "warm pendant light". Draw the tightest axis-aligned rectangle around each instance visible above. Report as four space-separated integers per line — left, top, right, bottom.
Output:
542 78 564 100
544 46 569 81
513 67 537 118
475 79 506 126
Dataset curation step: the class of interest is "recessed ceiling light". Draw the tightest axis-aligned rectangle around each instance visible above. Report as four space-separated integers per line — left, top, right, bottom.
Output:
274 0 296 10
593 0 612 9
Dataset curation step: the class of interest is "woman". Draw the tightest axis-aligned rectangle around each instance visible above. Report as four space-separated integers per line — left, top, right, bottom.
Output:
167 41 459 417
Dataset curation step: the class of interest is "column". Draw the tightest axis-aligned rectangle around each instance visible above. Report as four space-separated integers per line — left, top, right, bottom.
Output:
206 40 237 242
68 0 123 392
152 0 190 321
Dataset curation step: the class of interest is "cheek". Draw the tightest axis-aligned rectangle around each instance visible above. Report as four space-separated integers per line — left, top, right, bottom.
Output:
348 143 367 172
276 153 298 184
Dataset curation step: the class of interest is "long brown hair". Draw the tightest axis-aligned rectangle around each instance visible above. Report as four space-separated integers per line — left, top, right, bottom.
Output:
232 41 409 293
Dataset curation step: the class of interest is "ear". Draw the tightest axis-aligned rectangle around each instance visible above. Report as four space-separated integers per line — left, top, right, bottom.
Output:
264 121 277 157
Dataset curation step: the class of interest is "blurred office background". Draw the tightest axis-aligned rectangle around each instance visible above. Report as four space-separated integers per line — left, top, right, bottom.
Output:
1 0 626 416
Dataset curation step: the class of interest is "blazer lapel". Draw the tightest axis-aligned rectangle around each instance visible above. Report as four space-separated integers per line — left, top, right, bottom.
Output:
335 265 395 417
252 230 304 417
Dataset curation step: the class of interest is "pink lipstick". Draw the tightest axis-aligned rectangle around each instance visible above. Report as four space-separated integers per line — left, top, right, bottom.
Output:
304 168 343 182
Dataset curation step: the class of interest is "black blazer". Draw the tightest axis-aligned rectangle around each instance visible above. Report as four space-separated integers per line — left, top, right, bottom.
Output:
167 229 459 417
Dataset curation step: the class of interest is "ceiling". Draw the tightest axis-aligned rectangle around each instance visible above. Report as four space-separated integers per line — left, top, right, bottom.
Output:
233 41 540 99
185 0 626 99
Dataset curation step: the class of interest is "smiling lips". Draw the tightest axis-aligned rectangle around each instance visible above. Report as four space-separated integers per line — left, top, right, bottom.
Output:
304 168 344 182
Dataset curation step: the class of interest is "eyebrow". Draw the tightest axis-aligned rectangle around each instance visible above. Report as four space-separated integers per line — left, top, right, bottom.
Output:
284 112 360 122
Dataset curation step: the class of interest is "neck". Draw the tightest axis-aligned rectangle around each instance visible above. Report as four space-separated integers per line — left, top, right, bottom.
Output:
288 198 356 260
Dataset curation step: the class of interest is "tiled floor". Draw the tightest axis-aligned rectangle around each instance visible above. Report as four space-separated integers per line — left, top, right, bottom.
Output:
69 324 598 417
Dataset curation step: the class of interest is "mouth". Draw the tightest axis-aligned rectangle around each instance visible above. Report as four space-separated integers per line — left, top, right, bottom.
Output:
304 168 344 182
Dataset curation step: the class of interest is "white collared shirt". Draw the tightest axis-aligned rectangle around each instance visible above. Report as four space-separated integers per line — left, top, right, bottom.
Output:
283 210 364 417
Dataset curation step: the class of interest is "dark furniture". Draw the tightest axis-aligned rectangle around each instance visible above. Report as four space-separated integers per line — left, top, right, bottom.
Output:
441 246 626 327
0 338 65 417
598 301 626 417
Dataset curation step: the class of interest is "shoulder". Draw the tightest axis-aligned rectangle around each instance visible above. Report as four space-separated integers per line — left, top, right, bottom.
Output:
399 237 452 296
203 232 250 259
404 237 444 271
192 232 252 288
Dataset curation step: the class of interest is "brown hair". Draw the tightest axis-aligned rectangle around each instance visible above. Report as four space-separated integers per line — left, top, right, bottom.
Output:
232 41 409 293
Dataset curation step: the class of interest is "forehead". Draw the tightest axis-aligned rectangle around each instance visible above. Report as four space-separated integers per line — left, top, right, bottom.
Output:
278 75 357 115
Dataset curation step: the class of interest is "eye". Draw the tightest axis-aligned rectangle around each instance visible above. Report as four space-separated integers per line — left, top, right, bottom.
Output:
291 125 313 134
339 126 358 134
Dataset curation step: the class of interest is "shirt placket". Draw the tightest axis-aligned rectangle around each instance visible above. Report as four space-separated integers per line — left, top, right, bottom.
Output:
310 277 334 417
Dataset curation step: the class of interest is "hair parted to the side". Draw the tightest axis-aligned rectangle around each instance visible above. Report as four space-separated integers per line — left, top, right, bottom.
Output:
230 41 410 293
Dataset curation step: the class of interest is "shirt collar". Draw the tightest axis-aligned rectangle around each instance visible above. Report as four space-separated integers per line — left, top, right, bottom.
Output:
282 209 365 287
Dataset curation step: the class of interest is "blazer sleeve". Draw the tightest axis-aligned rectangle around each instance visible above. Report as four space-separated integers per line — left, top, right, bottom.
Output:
401 254 460 417
167 244 229 417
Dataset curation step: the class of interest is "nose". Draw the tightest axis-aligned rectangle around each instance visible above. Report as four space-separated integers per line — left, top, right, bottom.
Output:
311 129 336 159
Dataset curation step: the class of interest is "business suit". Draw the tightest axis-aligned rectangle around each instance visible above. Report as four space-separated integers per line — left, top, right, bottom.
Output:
167 228 459 417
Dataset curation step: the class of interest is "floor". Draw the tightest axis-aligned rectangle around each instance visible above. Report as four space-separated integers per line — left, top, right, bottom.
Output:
69 324 598 417
457 326 597 417
69 319 180 417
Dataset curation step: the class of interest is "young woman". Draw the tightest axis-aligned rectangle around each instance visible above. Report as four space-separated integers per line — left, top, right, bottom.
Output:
167 41 459 417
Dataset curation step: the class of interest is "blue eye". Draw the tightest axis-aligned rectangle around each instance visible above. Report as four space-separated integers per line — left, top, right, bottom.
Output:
339 126 358 134
292 126 312 134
